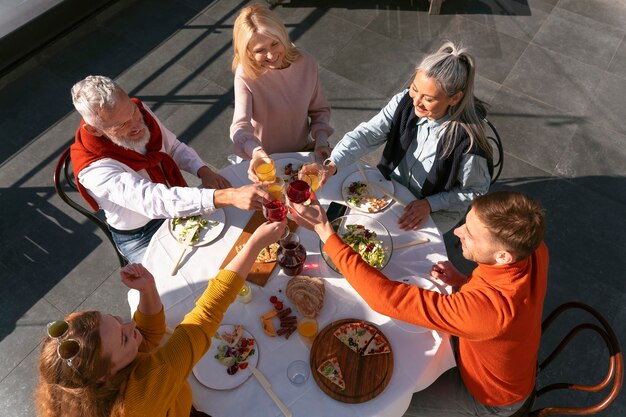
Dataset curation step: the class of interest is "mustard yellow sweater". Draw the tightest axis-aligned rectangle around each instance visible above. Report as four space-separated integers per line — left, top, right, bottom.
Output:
122 270 244 416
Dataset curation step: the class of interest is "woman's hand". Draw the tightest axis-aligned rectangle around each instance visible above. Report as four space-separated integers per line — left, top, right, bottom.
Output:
314 145 332 163
398 199 432 230
120 263 156 293
286 195 335 243
224 220 288 276
247 220 289 251
431 261 468 287
247 148 269 183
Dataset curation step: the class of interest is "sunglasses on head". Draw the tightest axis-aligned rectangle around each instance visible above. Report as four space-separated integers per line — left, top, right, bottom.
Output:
47 320 82 377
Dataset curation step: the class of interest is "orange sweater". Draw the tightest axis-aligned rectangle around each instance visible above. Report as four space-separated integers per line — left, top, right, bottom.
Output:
122 270 243 416
324 234 549 406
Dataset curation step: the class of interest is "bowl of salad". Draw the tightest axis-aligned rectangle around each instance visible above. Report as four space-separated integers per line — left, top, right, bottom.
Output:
320 214 393 274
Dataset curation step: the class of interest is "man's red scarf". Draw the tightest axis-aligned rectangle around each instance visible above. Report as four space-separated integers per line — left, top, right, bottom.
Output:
70 98 188 211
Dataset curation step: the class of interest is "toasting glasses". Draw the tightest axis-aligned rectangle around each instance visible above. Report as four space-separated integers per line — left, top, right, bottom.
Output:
47 320 82 376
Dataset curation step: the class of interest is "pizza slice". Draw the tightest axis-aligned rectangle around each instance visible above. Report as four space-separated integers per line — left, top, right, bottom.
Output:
317 357 346 390
235 242 279 263
362 332 391 356
221 324 244 347
333 322 377 354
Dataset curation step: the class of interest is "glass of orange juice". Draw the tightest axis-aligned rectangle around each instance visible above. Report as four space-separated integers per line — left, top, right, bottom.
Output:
297 317 318 344
263 177 285 201
252 157 276 182
298 162 324 192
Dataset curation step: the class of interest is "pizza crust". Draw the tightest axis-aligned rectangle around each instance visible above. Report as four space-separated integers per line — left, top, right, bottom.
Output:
235 242 279 263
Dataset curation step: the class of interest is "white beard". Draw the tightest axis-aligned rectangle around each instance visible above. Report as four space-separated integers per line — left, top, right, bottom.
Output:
109 125 150 154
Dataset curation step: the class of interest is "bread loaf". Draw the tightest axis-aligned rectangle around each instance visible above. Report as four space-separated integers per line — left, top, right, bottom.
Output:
286 275 325 318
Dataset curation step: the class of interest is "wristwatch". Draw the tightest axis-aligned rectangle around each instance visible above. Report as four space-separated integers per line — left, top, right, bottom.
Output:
323 158 337 176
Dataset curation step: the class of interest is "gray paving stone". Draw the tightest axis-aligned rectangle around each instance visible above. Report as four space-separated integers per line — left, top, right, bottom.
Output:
607 37 626 80
0 350 38 417
557 0 626 30
488 86 580 174
458 0 556 42
532 7 624 69
503 44 606 116
324 27 420 97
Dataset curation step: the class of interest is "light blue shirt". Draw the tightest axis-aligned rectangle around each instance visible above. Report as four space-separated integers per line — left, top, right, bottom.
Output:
330 90 491 231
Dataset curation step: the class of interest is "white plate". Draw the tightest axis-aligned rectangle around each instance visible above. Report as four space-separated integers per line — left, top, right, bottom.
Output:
274 157 309 181
168 209 226 247
341 169 394 213
193 325 259 390
389 276 448 333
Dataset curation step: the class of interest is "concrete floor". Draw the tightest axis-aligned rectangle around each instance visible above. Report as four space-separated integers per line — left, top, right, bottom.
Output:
1 0 625 416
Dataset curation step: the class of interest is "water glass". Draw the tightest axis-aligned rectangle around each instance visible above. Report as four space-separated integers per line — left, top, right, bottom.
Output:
287 360 310 385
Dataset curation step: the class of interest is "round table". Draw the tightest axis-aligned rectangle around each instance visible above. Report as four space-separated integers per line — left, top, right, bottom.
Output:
129 152 456 417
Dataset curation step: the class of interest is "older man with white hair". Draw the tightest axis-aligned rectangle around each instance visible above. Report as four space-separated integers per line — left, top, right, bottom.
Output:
71 75 266 263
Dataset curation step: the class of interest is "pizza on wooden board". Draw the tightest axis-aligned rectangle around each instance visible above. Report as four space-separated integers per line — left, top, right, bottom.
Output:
317 357 346 390
362 332 391 356
333 322 377 354
333 322 391 356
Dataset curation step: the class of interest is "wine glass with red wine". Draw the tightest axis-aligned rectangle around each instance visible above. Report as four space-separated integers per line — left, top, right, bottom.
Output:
262 180 287 222
286 176 311 204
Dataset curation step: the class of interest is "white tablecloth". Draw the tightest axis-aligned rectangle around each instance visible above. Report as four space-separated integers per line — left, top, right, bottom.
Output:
129 152 456 417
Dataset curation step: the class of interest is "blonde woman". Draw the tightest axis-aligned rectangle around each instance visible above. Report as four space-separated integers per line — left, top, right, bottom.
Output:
230 3 334 179
35 221 287 417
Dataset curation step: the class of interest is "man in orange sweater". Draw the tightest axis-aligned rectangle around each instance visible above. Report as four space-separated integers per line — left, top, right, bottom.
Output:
289 191 547 417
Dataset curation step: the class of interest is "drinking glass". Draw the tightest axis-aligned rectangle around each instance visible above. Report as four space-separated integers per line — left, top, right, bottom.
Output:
287 360 310 385
236 283 253 303
252 157 276 182
298 162 324 192
264 178 285 201
297 317 318 344
263 198 288 223
286 175 311 204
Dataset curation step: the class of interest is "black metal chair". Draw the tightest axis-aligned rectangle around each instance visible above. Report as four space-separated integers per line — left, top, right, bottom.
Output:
511 301 623 417
485 118 504 185
53 147 128 267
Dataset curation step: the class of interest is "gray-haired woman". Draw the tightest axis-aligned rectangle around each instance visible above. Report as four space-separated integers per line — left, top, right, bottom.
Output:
324 41 493 233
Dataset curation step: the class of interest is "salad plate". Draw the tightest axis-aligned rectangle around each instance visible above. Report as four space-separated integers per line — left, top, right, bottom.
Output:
341 169 394 213
168 209 225 247
274 157 309 181
320 214 393 273
389 276 449 333
193 324 258 390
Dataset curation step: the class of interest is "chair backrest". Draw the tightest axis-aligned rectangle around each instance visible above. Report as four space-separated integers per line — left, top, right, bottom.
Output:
484 119 503 185
518 302 623 417
53 147 128 267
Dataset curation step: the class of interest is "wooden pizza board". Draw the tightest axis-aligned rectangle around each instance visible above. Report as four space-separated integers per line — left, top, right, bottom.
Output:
310 318 393 403
219 211 298 287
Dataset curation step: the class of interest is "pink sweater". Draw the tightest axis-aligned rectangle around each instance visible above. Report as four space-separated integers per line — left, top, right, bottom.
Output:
230 50 334 159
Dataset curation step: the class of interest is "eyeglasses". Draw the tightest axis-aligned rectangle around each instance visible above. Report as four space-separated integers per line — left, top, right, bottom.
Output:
47 320 82 377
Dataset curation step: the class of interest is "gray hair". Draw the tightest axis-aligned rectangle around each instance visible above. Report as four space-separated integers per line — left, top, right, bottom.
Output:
417 41 490 158
71 75 124 128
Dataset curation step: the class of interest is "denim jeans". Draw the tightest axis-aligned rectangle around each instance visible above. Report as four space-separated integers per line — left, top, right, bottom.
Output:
111 219 165 264
407 367 527 417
